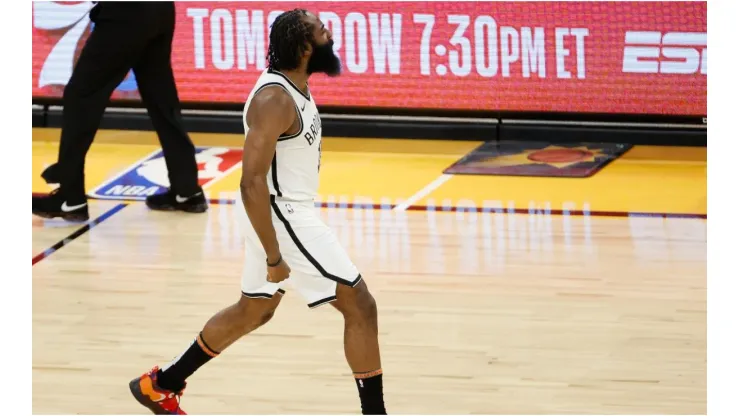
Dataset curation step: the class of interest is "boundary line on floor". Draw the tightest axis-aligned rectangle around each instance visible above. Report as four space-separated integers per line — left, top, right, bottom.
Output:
32 203 128 266
30 193 707 220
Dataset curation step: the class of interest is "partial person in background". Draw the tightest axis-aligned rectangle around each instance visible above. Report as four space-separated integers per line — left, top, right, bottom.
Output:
32 1 206 222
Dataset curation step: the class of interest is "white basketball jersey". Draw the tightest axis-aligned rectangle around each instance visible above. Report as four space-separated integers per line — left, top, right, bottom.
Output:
242 69 322 202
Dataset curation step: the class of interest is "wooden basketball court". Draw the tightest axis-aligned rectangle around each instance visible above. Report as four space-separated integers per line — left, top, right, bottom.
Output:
32 128 707 414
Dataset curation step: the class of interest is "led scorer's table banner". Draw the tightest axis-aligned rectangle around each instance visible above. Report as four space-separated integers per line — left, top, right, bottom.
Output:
32 1 706 115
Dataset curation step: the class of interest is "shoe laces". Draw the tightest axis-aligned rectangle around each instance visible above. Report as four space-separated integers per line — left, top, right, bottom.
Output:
167 390 184 413
148 366 186 413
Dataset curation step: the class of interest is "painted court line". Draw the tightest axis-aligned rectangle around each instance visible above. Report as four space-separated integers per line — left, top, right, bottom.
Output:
393 174 453 212
31 193 708 220
198 197 705 219
32 203 128 266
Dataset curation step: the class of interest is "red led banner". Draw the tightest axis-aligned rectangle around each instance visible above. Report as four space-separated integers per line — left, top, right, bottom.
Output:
32 1 706 115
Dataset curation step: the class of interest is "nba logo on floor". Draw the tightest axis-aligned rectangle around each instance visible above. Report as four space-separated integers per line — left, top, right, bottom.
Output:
89 147 242 201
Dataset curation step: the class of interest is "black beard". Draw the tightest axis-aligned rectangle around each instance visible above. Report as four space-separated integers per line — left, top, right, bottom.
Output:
307 40 341 77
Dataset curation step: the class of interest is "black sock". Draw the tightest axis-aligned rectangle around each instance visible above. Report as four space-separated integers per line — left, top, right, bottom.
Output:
354 370 386 415
157 332 219 392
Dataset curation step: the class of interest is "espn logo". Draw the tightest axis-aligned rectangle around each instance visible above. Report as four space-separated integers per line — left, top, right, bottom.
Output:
622 31 706 75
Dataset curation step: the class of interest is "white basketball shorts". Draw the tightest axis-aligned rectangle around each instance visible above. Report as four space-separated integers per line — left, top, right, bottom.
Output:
234 195 362 308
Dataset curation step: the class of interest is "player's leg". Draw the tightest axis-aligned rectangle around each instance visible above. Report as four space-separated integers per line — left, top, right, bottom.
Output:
158 292 284 385
129 226 285 414
132 2 203 212
270 198 386 414
291 274 386 415
332 280 386 415
129 293 283 414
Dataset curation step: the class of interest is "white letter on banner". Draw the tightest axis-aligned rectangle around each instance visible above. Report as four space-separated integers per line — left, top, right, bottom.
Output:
344 13 369 73
236 10 266 70
571 28 589 78
521 27 546 78
211 9 235 70
368 13 402 74
555 27 571 78
187 8 209 69
500 26 519 77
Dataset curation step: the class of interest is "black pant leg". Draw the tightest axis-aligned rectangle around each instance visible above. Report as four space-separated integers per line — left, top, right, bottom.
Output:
132 5 200 197
57 20 149 198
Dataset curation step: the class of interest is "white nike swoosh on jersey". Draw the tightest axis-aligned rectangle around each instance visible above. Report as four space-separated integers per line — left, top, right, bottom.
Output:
61 201 87 212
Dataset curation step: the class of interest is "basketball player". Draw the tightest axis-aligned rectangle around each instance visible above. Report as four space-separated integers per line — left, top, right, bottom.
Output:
128 10 387 415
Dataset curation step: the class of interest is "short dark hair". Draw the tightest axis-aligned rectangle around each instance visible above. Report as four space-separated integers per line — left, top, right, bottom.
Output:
267 9 313 71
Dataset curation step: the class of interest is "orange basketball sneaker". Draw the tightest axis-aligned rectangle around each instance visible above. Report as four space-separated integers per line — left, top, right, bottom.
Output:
129 366 187 415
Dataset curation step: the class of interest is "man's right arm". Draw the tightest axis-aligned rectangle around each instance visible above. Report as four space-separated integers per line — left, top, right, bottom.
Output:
240 88 296 264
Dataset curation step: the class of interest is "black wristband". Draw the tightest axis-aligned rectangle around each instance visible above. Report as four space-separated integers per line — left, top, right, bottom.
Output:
266 255 282 267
